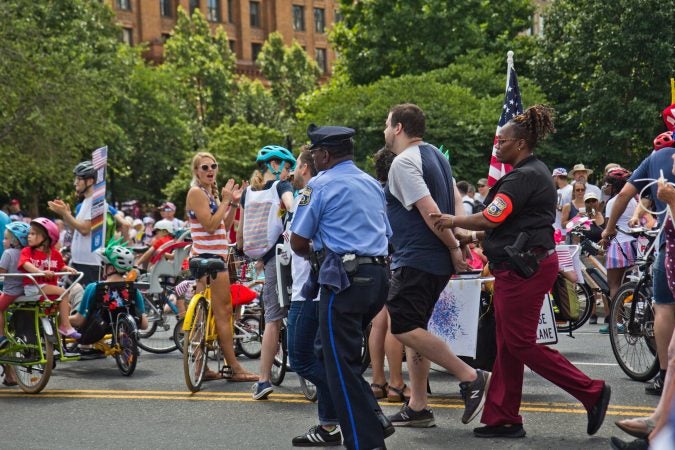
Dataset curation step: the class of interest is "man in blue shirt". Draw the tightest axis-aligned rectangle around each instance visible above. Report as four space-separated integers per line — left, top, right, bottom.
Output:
291 124 393 450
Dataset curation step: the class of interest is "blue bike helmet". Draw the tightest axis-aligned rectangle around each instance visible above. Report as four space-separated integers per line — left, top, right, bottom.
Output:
6 221 30 247
256 145 296 179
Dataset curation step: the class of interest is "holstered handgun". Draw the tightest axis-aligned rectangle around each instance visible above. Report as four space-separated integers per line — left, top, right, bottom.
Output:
504 232 539 279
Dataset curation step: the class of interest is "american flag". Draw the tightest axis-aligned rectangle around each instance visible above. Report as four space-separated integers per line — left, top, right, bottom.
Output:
487 64 523 187
92 146 108 169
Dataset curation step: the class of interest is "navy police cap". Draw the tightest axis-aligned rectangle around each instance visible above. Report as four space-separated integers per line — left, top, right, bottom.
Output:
307 124 355 150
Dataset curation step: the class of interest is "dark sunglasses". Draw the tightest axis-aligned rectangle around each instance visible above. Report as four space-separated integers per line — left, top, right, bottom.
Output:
200 163 218 171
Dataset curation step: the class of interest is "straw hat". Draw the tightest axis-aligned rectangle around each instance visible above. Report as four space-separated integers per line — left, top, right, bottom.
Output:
569 164 593 177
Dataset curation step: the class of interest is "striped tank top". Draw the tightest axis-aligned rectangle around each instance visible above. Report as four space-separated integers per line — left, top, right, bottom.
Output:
188 187 229 258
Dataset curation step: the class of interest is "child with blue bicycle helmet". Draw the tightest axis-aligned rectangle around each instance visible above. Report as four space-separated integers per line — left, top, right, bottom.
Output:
0 222 31 356
237 145 296 399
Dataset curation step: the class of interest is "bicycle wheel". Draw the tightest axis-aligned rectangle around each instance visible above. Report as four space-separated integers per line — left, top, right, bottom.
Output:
299 375 317 402
14 326 54 394
237 316 262 359
173 317 185 354
609 282 659 381
557 282 593 333
183 298 208 392
137 295 179 354
138 294 159 339
270 326 287 386
114 315 138 377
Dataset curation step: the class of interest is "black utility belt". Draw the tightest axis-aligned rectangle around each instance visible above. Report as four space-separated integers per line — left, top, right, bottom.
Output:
490 248 554 274
351 256 387 266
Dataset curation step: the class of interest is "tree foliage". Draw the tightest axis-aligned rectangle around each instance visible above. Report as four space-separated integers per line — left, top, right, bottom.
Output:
0 0 123 211
162 7 236 147
296 55 547 181
257 32 321 121
532 0 675 174
331 0 533 85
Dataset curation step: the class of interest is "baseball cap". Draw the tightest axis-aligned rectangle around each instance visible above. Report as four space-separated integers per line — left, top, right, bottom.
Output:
584 192 599 202
161 201 176 211
551 168 568 177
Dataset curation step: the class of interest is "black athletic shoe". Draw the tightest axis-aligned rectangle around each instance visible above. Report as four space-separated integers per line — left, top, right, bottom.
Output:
375 410 395 439
587 384 611 435
292 425 342 447
589 315 598 325
459 369 492 424
609 436 649 450
473 424 526 438
388 404 436 428
645 376 663 396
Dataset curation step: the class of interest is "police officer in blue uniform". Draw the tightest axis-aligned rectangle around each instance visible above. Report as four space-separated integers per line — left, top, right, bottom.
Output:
290 124 393 450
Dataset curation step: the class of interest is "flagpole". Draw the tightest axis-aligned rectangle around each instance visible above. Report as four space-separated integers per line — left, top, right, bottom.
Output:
506 51 514 91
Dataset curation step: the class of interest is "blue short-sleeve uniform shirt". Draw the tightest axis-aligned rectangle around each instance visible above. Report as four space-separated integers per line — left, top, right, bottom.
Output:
291 160 391 256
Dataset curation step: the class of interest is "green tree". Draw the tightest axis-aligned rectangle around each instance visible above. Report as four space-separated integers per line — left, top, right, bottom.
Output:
296 55 547 182
110 47 192 205
0 0 123 213
533 0 675 173
331 0 533 85
162 7 236 148
163 122 285 209
231 78 284 129
257 32 321 120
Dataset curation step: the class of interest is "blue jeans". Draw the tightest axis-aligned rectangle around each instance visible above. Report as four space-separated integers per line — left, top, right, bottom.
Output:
287 299 338 426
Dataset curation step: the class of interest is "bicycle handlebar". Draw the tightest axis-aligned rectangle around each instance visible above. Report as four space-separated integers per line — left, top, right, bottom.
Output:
1 271 84 301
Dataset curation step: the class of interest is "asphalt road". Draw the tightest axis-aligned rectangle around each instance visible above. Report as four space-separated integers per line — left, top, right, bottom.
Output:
1 321 659 450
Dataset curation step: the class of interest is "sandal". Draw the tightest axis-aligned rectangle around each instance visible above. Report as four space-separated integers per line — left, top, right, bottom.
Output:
204 368 225 381
2 378 17 387
387 384 410 403
370 382 389 399
615 417 656 439
229 371 259 382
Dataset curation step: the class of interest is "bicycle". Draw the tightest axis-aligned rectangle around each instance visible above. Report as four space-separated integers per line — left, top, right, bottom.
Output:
552 237 595 333
608 225 660 381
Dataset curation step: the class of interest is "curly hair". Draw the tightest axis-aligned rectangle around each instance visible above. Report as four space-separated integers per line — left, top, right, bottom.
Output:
509 104 556 149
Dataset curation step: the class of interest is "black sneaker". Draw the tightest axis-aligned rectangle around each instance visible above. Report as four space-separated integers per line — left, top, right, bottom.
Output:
587 383 611 435
292 425 342 447
645 376 663 396
473 424 526 438
589 315 598 325
388 404 435 428
609 436 649 450
459 369 492 424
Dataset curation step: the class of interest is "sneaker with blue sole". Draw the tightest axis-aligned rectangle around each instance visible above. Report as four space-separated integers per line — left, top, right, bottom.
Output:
252 380 273 400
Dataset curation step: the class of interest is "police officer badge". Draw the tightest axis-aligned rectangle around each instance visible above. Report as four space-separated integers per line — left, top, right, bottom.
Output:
298 186 312 206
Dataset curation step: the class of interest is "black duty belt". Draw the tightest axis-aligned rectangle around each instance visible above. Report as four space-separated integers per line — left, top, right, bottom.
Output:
354 256 387 266
489 248 554 272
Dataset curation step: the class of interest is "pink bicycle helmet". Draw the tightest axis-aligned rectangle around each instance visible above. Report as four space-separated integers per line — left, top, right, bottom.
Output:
31 217 60 247
653 131 674 150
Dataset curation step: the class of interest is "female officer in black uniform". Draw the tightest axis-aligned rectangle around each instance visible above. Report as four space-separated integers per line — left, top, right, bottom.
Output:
431 105 610 439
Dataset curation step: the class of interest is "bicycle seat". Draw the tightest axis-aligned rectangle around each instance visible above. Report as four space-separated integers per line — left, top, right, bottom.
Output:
189 257 226 279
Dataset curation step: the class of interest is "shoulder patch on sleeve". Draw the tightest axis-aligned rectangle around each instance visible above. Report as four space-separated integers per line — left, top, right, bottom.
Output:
483 193 513 223
298 186 312 206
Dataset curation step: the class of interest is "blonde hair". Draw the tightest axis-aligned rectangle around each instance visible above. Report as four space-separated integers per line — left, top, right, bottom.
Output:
191 152 220 204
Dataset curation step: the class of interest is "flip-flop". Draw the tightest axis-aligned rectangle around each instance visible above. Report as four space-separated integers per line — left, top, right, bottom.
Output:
370 382 388 399
615 417 656 439
229 371 259 382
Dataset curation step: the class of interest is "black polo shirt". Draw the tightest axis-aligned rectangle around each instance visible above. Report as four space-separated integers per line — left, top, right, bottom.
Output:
481 155 556 263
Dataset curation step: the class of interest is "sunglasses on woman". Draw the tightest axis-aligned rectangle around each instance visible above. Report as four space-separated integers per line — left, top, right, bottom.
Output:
199 163 218 171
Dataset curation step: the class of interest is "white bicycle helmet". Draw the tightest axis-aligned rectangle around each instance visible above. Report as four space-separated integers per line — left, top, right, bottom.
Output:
97 243 135 272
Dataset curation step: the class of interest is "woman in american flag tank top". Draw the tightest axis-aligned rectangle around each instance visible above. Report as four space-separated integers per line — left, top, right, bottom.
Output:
185 152 258 382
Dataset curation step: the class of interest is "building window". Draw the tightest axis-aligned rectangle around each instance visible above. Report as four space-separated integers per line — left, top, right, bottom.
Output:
316 48 327 73
161 33 171 43
334 9 343 23
189 0 200 15
292 5 305 31
314 8 325 33
250 1 261 28
207 0 221 22
160 0 172 17
227 0 233 22
120 28 133 45
229 40 236 53
252 43 263 62
117 0 131 11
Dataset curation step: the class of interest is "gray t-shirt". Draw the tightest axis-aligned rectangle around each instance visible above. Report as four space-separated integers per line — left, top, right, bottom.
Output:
0 248 23 296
